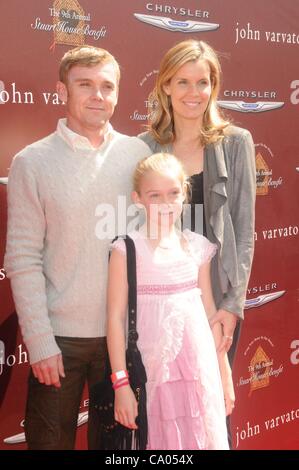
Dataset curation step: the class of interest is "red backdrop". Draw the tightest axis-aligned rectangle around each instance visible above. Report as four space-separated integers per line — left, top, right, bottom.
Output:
0 0 298 450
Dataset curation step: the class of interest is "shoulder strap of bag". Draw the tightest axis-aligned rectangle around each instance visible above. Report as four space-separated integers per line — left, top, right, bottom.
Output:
111 236 138 348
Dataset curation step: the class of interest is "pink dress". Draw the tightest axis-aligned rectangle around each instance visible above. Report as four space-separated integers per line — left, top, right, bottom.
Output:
113 229 229 450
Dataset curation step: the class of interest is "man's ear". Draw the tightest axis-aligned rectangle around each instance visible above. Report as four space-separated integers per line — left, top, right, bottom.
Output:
56 81 68 104
115 84 119 103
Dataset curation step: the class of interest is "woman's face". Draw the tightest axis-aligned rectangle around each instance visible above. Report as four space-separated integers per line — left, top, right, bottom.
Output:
163 59 212 125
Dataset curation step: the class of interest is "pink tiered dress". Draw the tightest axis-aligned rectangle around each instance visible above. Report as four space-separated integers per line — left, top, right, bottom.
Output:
112 229 229 450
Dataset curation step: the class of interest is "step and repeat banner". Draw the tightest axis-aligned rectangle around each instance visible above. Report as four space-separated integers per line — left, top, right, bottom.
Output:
0 0 298 450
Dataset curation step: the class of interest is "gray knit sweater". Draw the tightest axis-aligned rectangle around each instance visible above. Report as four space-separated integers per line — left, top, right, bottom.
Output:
4 121 151 364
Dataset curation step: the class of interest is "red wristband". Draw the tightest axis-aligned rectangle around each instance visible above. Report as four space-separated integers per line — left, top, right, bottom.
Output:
113 380 130 390
112 377 129 387
110 369 129 384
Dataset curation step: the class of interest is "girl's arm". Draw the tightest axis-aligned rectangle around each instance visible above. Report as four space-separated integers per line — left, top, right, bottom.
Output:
107 247 138 429
198 261 235 416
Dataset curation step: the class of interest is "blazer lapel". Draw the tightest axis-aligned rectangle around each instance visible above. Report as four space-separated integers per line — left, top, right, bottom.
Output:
204 140 239 289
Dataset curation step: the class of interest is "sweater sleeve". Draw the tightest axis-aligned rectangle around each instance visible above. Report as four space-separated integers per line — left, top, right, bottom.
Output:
219 130 256 318
4 153 61 364
137 131 161 153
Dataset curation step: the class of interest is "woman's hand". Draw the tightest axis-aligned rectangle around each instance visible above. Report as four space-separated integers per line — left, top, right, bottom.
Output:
209 309 238 353
114 385 138 429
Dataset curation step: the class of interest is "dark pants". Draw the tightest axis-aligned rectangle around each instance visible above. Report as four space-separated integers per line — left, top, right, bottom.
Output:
226 320 242 449
24 336 107 450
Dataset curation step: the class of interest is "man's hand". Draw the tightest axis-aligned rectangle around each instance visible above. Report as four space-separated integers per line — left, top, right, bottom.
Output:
32 353 65 388
209 309 238 353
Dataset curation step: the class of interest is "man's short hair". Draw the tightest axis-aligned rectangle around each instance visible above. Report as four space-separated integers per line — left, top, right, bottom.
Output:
59 45 120 84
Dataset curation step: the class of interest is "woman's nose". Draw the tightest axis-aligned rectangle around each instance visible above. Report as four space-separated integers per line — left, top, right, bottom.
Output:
188 83 199 95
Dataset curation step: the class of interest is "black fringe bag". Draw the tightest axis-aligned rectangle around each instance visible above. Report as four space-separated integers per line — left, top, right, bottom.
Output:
90 235 148 450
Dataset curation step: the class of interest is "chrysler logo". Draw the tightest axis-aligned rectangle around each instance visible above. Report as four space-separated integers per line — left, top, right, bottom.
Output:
3 411 88 445
134 13 219 33
217 100 284 113
245 290 285 309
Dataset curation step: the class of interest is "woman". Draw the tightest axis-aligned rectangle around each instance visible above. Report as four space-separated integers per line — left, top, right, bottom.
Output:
138 39 256 362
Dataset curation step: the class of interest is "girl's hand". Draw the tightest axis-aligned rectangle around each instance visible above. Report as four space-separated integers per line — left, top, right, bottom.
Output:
114 385 138 429
218 354 235 416
222 370 235 416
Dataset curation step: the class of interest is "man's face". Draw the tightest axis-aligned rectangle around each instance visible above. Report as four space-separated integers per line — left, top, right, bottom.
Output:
57 61 119 134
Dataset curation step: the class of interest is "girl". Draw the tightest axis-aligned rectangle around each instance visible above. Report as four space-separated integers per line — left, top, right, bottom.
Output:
107 153 233 450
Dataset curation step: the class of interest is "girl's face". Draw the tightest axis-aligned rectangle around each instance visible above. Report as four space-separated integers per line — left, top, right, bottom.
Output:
163 59 212 125
133 170 185 229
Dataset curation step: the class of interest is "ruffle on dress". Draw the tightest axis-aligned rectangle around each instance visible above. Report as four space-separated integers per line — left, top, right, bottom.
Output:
182 229 217 266
137 292 228 450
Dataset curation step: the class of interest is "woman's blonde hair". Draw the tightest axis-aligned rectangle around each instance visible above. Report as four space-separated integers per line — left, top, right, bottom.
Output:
133 152 190 200
148 40 230 146
59 45 120 84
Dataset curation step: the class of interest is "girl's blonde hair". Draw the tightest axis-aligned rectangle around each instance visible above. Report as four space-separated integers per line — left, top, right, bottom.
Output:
147 40 230 146
133 152 190 199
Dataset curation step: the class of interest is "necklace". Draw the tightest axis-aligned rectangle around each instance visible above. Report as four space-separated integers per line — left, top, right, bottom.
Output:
157 243 173 250
157 237 181 250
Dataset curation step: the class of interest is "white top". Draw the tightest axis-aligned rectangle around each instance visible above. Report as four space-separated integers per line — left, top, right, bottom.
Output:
4 119 151 364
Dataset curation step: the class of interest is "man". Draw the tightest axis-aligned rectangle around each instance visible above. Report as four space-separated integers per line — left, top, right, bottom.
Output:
4 45 150 449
